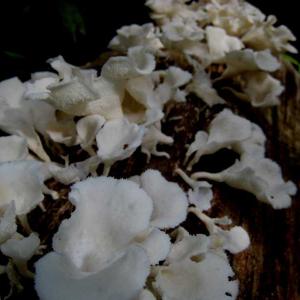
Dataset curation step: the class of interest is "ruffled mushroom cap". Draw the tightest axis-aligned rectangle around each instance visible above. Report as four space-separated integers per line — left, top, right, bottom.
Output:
186 109 252 169
218 49 280 79
206 26 244 61
1 233 40 263
109 23 162 53
192 157 297 209
53 177 153 270
242 15 297 54
154 252 239 300
1 233 40 277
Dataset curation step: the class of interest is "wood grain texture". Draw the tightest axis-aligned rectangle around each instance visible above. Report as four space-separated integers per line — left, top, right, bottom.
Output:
216 61 300 300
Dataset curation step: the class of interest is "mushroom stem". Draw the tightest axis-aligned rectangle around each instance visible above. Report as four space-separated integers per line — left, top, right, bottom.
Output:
152 150 170 159
186 151 205 171
175 168 197 188
191 171 222 181
38 203 46 212
103 164 111 176
6 260 24 294
17 215 32 234
42 184 59 200
14 261 34 278
188 207 216 235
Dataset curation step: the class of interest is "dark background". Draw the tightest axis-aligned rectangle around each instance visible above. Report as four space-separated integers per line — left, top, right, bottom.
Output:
0 0 299 81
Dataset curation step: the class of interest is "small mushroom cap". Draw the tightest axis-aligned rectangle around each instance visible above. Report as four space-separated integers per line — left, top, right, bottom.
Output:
188 182 213 212
221 226 251 254
0 161 46 215
96 118 144 166
76 115 105 150
136 228 171 265
206 26 244 61
109 23 162 53
243 72 284 107
139 169 188 229
1 233 40 262
187 63 225 107
128 46 156 75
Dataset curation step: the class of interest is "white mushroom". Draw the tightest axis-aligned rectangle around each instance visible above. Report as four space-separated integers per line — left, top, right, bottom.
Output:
176 168 213 211
160 17 205 57
166 233 209 264
205 0 265 36
35 245 150 300
242 15 297 54
242 72 284 107
155 67 192 105
217 49 280 79
187 63 225 107
134 170 188 229
0 202 17 244
0 77 50 161
1 233 40 277
0 135 28 162
189 207 250 254
102 47 156 80
136 289 156 300
153 252 239 300
53 177 153 271
49 156 101 185
0 161 48 215
191 157 297 209
128 46 156 76
76 115 105 154
109 23 163 53
96 118 144 175
206 26 244 61
26 57 124 119
186 109 252 170
141 125 174 161
135 228 171 265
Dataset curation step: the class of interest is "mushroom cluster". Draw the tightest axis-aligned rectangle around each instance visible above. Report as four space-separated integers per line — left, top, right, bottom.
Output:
0 0 297 299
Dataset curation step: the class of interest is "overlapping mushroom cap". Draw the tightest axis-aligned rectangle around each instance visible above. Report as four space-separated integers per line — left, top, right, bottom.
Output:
0 0 298 299
34 172 189 299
